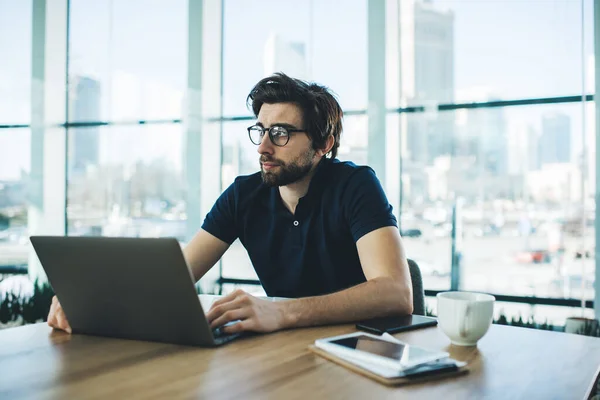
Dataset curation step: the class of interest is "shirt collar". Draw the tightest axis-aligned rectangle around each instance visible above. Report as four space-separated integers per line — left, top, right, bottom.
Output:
265 157 333 211
300 156 332 203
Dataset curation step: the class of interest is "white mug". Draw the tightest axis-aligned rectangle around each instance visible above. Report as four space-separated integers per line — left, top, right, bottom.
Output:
437 291 495 346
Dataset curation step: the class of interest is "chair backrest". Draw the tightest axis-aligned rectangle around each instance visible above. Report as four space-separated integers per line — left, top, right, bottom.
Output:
407 259 425 315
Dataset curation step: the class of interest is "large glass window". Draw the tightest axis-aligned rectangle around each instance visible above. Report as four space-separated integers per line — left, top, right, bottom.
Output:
0 129 31 271
221 0 596 322
402 103 594 301
68 0 188 122
394 0 594 312
223 0 367 116
402 0 594 104
66 0 189 240
67 125 187 240
0 1 32 125
0 0 32 297
0 0 596 323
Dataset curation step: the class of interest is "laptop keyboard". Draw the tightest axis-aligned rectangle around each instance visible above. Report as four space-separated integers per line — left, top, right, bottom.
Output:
212 327 226 337
213 328 241 345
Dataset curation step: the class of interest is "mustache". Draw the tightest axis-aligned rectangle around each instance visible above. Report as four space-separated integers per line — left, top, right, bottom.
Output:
260 156 284 165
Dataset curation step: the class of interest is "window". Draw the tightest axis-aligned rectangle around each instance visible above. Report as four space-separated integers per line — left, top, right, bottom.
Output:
401 103 594 301
416 0 593 103
0 129 31 272
67 125 187 240
394 0 595 322
0 1 31 125
223 0 367 116
0 0 32 286
66 0 190 240
0 0 596 323
68 0 188 122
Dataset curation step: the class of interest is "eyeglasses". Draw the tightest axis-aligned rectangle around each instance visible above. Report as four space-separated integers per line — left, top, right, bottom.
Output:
247 125 306 147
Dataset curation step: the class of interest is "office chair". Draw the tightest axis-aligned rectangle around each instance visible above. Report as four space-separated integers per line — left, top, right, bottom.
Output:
407 259 425 315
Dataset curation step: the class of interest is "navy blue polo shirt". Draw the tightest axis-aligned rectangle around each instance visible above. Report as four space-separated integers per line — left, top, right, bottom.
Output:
201 158 397 298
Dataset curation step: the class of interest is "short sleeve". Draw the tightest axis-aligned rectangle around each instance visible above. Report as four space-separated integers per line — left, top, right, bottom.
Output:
201 182 238 244
343 167 397 242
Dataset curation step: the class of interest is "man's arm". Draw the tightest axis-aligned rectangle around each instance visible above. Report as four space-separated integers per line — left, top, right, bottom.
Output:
282 225 413 327
183 228 230 282
207 226 413 333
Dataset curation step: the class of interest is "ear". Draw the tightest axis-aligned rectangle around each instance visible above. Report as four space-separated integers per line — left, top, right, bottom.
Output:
316 135 335 157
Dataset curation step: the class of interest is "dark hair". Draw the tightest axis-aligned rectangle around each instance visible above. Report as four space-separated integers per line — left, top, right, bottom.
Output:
247 72 343 159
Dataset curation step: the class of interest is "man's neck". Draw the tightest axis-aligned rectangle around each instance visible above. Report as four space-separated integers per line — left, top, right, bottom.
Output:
278 161 320 215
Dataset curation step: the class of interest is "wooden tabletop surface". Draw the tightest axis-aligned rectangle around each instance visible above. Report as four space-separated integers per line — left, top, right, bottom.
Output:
1 322 599 399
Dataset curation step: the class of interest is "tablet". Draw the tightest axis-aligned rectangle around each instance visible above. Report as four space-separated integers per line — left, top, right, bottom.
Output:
314 332 449 371
356 314 437 335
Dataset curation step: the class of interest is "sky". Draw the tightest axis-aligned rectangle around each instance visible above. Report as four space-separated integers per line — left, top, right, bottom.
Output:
0 0 595 180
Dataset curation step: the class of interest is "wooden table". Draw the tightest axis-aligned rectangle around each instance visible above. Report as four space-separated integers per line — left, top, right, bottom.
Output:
1 322 599 399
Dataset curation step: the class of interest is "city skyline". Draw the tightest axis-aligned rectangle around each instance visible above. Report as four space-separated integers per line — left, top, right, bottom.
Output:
0 0 594 187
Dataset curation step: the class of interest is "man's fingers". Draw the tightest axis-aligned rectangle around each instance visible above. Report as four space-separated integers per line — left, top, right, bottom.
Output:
47 297 58 328
47 313 56 328
55 310 72 333
209 309 248 330
49 297 72 334
210 289 245 309
47 304 55 321
207 295 248 323
222 320 250 334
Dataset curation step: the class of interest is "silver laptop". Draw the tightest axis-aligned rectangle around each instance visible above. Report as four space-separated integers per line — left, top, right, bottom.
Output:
30 236 242 347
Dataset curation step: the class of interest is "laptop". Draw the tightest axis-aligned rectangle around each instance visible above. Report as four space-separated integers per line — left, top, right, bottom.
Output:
30 236 244 347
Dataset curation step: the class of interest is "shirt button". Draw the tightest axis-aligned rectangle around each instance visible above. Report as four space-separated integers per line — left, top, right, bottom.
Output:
293 220 299 227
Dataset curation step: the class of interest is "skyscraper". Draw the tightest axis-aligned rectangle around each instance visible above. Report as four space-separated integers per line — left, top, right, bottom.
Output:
412 0 454 103
539 112 571 165
527 126 540 171
479 99 507 176
396 0 455 202
70 76 101 174
400 0 454 164
401 0 455 165
455 98 507 174
263 33 308 80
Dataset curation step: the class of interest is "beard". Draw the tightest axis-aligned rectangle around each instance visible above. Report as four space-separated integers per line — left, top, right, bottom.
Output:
260 148 316 187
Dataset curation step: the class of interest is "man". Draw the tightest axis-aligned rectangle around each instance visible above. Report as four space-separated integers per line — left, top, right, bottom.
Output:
47 73 413 335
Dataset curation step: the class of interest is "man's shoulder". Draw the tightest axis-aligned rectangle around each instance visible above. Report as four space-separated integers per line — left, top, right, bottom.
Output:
232 171 263 190
228 171 269 204
328 159 377 181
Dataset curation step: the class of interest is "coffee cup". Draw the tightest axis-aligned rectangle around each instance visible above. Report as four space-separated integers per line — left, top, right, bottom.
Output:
437 291 495 346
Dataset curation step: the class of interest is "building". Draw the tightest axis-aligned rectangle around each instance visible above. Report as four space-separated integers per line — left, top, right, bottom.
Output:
398 0 455 203
527 163 581 203
401 0 455 165
263 33 308 80
527 126 540 172
539 112 571 166
69 76 101 174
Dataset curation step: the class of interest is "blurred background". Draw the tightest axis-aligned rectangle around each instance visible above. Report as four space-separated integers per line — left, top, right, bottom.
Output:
0 0 597 326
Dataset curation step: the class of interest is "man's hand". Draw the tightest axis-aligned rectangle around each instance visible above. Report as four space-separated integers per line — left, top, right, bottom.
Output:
206 290 287 334
47 296 72 333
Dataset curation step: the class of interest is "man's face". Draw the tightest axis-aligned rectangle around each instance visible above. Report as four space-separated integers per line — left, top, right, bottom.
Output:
256 102 319 187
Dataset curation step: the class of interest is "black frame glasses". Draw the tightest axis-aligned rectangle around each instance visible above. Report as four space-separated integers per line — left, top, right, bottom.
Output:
247 124 306 147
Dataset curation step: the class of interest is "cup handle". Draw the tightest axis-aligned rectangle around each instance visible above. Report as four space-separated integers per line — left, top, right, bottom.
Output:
459 302 472 338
